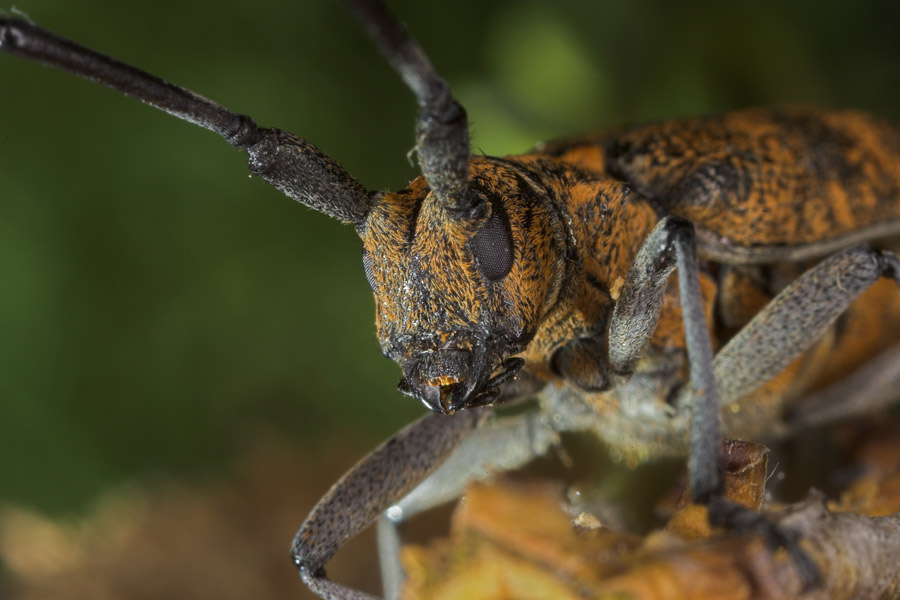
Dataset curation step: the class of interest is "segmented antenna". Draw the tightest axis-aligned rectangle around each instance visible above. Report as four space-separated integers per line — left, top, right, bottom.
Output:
0 17 372 224
346 0 475 213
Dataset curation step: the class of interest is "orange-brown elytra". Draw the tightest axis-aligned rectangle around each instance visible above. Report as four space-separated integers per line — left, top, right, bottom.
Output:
3 3 900 600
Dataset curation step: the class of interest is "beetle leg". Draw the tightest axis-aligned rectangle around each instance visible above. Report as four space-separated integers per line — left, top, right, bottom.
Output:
609 216 723 499
610 216 822 587
700 246 899 411
669 220 724 504
376 408 567 599
292 407 487 600
714 248 900 431
692 245 898 589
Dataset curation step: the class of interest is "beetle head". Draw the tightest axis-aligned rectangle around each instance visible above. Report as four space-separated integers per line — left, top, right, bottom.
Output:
358 158 566 413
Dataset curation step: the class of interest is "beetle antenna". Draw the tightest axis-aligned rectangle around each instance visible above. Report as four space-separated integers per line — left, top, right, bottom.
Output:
0 17 372 225
346 0 474 213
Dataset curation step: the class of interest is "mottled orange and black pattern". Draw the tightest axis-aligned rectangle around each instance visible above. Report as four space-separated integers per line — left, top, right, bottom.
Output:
539 107 900 448
557 107 900 248
360 159 569 368
360 107 899 427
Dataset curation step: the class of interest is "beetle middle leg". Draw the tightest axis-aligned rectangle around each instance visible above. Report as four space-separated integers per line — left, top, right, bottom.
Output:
702 246 899 412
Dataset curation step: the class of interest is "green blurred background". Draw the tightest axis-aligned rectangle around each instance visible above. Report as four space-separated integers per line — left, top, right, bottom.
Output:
1 0 899 590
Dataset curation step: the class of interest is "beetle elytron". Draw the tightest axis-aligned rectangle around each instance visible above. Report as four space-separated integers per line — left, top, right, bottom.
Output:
3 2 900 599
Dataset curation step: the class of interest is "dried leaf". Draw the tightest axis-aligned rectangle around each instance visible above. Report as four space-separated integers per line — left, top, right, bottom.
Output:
402 426 900 600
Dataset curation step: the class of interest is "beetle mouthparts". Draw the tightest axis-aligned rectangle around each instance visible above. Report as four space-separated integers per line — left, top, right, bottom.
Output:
398 356 525 414
397 377 464 413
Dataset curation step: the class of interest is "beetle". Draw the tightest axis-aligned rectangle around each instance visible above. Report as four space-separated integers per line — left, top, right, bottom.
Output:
1 1 890 600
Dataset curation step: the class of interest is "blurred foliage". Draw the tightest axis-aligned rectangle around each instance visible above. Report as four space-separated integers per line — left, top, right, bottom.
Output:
1 1 899 518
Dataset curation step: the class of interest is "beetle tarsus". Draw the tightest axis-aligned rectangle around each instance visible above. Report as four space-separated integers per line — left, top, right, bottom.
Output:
707 497 822 591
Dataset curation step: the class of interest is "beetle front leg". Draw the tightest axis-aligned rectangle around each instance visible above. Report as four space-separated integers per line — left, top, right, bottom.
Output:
293 407 487 600
609 216 822 586
681 243 900 589
609 216 723 500
376 406 568 599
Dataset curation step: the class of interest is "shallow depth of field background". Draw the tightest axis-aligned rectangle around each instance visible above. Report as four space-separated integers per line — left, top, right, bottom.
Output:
2 1 900 597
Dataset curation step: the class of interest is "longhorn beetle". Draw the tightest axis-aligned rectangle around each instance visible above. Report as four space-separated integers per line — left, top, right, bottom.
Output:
3 2 900 599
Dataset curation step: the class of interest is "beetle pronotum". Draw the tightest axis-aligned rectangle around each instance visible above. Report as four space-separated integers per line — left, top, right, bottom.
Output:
5 1 900 600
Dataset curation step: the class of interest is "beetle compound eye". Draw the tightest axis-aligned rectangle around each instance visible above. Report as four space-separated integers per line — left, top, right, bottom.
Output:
471 206 514 281
362 249 377 290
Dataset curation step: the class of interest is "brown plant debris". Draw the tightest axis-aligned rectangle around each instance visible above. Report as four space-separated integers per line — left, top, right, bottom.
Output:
402 430 900 600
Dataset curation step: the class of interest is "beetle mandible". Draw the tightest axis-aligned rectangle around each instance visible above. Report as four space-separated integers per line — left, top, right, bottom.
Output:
2 2 900 599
